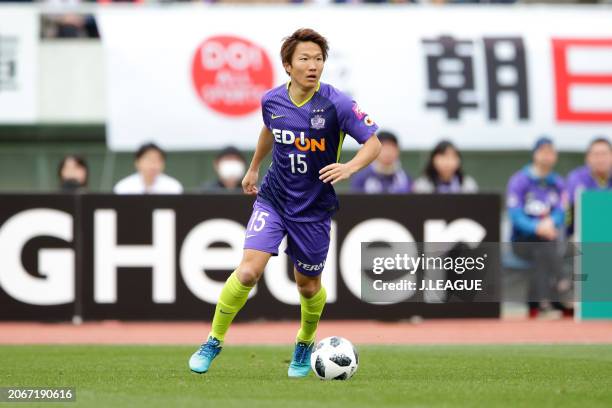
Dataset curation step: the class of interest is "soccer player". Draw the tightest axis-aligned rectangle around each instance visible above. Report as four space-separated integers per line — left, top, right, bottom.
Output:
189 28 382 377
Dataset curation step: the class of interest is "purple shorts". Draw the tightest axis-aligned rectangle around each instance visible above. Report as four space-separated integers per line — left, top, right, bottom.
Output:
243 199 331 277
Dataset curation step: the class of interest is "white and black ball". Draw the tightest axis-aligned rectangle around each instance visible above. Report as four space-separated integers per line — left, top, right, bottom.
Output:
310 336 359 380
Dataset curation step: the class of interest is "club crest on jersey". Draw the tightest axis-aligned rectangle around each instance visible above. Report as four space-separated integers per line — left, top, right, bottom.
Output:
311 114 326 130
364 115 375 126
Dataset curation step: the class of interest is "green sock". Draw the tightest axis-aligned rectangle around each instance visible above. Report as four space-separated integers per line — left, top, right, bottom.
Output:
209 271 253 342
296 286 327 344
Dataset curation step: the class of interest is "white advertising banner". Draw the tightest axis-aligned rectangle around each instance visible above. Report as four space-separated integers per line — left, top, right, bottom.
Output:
98 6 612 151
0 7 38 123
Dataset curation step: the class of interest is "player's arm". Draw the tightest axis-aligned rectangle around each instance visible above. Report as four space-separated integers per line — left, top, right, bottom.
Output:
319 134 381 185
242 125 274 195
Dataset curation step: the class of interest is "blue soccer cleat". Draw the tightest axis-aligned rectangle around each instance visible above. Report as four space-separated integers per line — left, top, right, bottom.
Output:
288 341 314 378
189 337 222 374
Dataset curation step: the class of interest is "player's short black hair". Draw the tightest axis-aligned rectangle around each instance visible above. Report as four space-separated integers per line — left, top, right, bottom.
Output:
135 142 166 161
587 136 611 152
57 154 89 186
215 146 246 163
377 131 399 147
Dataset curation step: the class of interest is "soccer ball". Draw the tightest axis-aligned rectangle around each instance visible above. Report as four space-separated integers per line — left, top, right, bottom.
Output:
310 336 359 380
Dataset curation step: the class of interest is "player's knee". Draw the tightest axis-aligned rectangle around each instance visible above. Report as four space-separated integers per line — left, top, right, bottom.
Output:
297 279 321 298
236 263 263 286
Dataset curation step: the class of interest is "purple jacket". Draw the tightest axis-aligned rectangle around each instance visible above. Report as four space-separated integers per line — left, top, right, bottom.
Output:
506 165 566 241
566 165 612 205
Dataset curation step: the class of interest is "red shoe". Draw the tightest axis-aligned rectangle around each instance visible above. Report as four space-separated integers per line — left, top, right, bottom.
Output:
551 301 574 318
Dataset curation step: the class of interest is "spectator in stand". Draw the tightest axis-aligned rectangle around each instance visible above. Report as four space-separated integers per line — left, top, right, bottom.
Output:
350 131 411 194
413 140 478 193
114 142 183 194
506 137 570 318
40 0 99 39
41 14 99 39
566 137 612 235
202 146 247 193
58 154 88 193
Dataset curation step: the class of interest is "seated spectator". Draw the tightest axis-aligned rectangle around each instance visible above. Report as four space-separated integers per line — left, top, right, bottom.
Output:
567 137 612 200
350 131 411 194
413 140 478 193
506 137 570 318
202 146 247 193
58 154 88 193
566 137 612 222
114 143 183 194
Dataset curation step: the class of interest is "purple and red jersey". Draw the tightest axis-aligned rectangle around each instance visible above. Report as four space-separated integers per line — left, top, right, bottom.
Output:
257 82 379 222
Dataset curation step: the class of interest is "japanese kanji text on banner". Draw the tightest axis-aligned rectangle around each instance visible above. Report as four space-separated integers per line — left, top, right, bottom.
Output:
97 6 612 151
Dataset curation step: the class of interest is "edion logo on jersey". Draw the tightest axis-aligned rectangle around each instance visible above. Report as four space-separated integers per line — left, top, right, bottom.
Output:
272 128 326 152
191 35 274 116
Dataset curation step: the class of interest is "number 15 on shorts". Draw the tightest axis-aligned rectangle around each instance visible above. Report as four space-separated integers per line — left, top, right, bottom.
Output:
246 210 269 238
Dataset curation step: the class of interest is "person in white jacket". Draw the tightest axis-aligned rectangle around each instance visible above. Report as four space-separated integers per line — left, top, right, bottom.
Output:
114 142 183 195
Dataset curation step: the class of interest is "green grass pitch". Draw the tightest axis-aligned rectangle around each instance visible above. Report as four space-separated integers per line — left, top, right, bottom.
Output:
1 345 611 407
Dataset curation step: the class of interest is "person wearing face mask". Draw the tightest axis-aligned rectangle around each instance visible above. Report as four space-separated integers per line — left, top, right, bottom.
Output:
412 140 478 194
58 154 88 193
350 131 411 194
114 142 183 194
203 147 247 193
565 137 612 236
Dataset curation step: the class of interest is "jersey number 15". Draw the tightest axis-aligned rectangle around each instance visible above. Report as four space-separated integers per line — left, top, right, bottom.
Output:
289 153 307 174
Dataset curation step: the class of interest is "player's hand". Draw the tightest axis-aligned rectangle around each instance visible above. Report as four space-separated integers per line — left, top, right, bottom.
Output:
319 163 354 185
242 169 259 195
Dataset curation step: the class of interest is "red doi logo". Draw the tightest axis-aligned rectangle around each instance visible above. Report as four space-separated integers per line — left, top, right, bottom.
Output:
192 35 274 116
